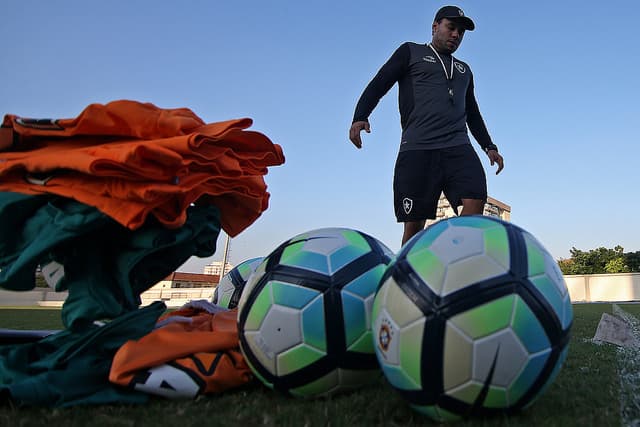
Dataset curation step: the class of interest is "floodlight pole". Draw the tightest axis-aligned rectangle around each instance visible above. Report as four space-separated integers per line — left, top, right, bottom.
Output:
220 233 230 277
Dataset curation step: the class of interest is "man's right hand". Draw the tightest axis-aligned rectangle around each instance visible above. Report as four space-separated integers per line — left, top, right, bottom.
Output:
349 121 370 149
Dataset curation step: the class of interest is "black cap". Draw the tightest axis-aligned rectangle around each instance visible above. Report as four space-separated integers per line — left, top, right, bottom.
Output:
434 5 475 31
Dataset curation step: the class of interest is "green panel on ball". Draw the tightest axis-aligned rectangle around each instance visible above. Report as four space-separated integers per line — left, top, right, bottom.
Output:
245 357 274 390
449 295 515 339
483 226 510 270
342 229 371 252
272 281 320 309
244 282 273 331
485 386 508 408
348 330 374 353
512 296 550 353
385 278 424 327
278 343 325 376
338 368 380 387
330 230 372 272
380 364 420 390
413 405 461 422
406 248 446 294
448 381 482 405
446 382 509 408
371 282 385 327
443 323 473 390
524 234 546 277
290 369 338 397
236 257 263 279
399 320 425 387
219 293 232 309
302 295 327 352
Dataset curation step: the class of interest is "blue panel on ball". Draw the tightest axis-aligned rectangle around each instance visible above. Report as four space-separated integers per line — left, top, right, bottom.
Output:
562 299 574 330
342 292 367 347
272 281 321 309
512 297 551 353
380 364 420 390
508 349 549 404
529 346 569 408
530 275 565 326
343 266 385 298
403 219 448 256
281 250 330 275
449 215 498 229
301 295 327 352
330 245 368 273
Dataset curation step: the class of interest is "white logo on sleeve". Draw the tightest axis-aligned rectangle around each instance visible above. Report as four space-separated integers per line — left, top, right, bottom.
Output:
133 364 201 399
41 261 65 289
403 198 413 214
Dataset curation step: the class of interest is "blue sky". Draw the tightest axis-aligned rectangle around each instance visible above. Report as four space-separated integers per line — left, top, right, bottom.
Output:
2 1 638 273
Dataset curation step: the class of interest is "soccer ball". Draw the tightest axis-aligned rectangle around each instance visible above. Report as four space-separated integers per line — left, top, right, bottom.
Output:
237 227 394 397
212 257 264 309
372 216 572 422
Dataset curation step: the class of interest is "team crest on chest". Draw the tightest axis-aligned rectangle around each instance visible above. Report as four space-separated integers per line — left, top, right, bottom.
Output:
454 62 466 73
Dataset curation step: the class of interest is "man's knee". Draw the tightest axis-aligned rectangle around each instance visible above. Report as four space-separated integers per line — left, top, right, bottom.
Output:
402 220 425 246
460 198 485 215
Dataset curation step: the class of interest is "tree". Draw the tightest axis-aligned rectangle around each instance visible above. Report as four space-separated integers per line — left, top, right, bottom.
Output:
557 245 631 274
557 258 575 275
605 257 629 274
624 251 640 272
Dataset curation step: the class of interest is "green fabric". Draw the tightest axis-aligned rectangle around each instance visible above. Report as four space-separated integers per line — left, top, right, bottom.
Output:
0 192 221 329
0 192 112 291
61 203 221 329
0 301 166 407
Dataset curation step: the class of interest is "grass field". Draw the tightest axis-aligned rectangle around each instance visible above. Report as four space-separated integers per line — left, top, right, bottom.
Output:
0 303 634 427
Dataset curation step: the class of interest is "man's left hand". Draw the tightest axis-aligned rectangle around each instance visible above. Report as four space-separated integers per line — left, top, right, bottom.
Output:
487 150 504 175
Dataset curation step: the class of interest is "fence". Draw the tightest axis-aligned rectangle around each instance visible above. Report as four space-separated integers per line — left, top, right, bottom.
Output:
0 287 215 308
1 272 639 308
564 272 640 303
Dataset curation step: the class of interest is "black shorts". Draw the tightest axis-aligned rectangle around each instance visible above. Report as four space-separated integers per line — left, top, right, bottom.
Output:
393 144 487 222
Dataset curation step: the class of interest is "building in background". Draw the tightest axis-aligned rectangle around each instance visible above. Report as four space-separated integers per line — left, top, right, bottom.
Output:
426 193 511 227
141 272 220 306
204 261 234 276
152 272 219 290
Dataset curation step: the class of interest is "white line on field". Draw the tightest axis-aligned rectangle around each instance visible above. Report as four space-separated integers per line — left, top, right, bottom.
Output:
612 304 640 427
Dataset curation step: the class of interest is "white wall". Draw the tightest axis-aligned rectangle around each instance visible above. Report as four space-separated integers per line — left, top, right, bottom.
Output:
565 273 640 302
2 272 639 308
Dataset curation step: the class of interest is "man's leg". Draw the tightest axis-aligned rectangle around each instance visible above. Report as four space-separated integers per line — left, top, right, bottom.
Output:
460 198 485 216
443 145 487 218
402 220 426 246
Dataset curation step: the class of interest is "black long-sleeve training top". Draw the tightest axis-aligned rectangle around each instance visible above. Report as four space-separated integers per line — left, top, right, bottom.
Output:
353 42 495 153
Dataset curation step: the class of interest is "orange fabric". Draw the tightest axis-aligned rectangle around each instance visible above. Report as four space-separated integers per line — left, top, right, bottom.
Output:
0 171 268 234
0 100 285 236
109 308 252 396
1 100 205 140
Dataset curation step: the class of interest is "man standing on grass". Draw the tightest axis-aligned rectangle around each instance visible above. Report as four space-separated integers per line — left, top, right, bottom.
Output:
349 5 504 246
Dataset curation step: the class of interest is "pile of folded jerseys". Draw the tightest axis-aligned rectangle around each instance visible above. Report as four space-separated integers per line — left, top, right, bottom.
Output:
0 301 253 406
0 100 285 329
